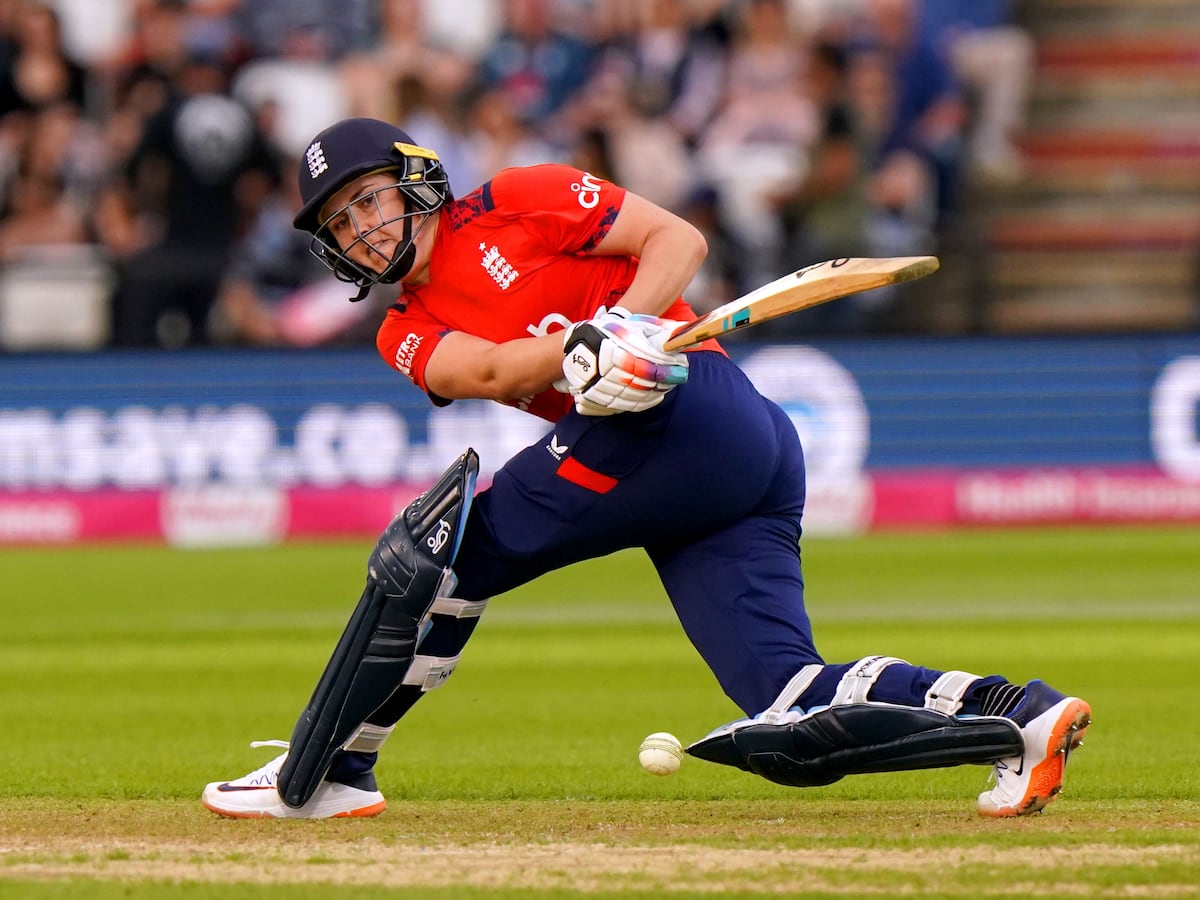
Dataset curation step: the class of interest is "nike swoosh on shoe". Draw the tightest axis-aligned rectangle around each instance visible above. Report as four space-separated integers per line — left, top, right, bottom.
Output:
216 783 277 792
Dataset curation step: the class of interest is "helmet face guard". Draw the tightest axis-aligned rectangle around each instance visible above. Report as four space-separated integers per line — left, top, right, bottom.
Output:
294 120 452 300
308 164 447 297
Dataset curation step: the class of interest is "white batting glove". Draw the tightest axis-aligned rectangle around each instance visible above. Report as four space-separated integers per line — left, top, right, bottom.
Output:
560 309 689 416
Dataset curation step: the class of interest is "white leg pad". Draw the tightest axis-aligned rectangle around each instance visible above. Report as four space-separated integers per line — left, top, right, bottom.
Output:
831 656 907 706
924 670 981 715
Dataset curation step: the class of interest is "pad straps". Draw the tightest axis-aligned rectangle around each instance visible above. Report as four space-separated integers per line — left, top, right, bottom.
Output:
924 670 981 715
402 594 490 692
761 657 973 724
343 722 393 753
831 655 907 706
429 595 489 618
759 664 825 724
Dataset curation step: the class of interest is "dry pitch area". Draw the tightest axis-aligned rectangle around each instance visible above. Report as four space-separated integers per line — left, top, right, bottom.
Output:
3 798 1198 896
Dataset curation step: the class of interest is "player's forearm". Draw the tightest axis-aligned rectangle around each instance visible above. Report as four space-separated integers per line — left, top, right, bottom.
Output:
484 334 565 400
615 222 708 316
427 333 564 402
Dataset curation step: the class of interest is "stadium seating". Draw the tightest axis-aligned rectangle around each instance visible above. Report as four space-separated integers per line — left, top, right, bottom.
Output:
974 0 1200 332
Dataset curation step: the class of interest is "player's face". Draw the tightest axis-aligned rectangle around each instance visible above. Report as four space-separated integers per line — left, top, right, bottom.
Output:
319 170 441 286
320 171 436 282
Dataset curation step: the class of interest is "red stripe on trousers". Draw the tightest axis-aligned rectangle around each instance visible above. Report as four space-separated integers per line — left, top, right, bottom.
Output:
556 456 618 494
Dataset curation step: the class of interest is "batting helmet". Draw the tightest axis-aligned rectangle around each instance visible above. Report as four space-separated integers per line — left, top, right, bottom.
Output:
294 118 451 299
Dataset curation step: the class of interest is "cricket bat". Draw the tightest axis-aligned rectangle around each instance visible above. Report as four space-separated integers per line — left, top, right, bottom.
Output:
662 256 939 351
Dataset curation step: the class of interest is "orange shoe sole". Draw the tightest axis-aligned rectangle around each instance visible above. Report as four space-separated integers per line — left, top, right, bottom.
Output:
202 797 387 819
979 699 1092 818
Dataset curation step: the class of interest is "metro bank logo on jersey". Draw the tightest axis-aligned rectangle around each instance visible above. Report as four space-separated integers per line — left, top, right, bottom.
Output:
393 332 422 375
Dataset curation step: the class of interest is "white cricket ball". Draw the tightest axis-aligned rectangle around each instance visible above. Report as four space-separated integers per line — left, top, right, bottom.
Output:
638 731 683 776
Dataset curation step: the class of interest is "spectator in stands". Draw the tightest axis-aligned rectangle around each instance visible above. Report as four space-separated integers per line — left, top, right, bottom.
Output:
213 157 376 347
1 0 98 213
10 97 105 220
568 124 616 183
222 0 369 162
604 81 696 212
857 0 965 226
394 73 477 198
230 46 349 161
585 0 727 151
678 182 743 317
0 0 105 262
699 0 821 290
920 0 1035 183
0 0 995 346
102 45 278 347
460 82 563 183
848 44 938 260
770 39 881 333
0 160 85 258
477 0 596 148
575 14 700 213
339 0 474 126
97 0 203 168
232 0 374 63
417 0 502 63
0 1 87 117
775 40 871 263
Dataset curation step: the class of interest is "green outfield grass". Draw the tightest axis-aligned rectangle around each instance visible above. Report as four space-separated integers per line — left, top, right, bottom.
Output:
1 526 1198 897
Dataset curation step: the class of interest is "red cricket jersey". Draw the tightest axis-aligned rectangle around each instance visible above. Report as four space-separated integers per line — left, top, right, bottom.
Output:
375 163 721 422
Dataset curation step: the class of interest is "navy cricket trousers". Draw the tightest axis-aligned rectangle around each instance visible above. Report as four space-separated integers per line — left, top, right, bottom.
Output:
451 350 822 714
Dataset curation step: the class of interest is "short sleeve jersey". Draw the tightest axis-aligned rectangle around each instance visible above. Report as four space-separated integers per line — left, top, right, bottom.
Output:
376 164 720 422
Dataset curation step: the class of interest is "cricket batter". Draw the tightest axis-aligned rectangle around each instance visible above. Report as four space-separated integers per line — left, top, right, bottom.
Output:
202 118 1090 820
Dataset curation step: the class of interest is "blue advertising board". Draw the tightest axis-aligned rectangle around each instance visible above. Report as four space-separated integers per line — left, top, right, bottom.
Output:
1 335 1198 492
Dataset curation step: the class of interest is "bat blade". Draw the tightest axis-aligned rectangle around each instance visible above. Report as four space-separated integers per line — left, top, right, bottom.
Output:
663 256 939 351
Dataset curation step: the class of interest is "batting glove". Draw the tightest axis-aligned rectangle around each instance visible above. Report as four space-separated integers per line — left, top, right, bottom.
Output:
560 308 689 416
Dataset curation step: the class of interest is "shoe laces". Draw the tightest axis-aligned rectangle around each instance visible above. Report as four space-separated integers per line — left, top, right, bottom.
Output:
237 740 290 787
984 753 1023 794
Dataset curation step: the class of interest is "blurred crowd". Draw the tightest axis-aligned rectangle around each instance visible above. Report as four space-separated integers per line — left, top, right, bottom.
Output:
0 0 1033 348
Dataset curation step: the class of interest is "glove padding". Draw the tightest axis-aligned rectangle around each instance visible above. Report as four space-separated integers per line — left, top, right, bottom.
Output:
561 309 689 416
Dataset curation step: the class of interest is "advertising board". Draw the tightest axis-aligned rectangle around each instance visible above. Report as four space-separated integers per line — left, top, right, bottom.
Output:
1 336 1196 543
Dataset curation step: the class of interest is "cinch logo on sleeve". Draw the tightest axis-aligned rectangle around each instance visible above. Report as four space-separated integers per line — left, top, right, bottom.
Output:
394 332 422 374
572 172 602 209
305 141 328 179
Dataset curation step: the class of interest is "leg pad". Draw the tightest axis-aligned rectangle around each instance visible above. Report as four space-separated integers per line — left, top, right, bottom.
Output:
687 703 1022 788
277 449 478 808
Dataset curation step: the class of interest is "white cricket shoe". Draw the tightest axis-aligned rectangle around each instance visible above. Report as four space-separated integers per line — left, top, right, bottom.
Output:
977 681 1091 817
201 740 386 819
